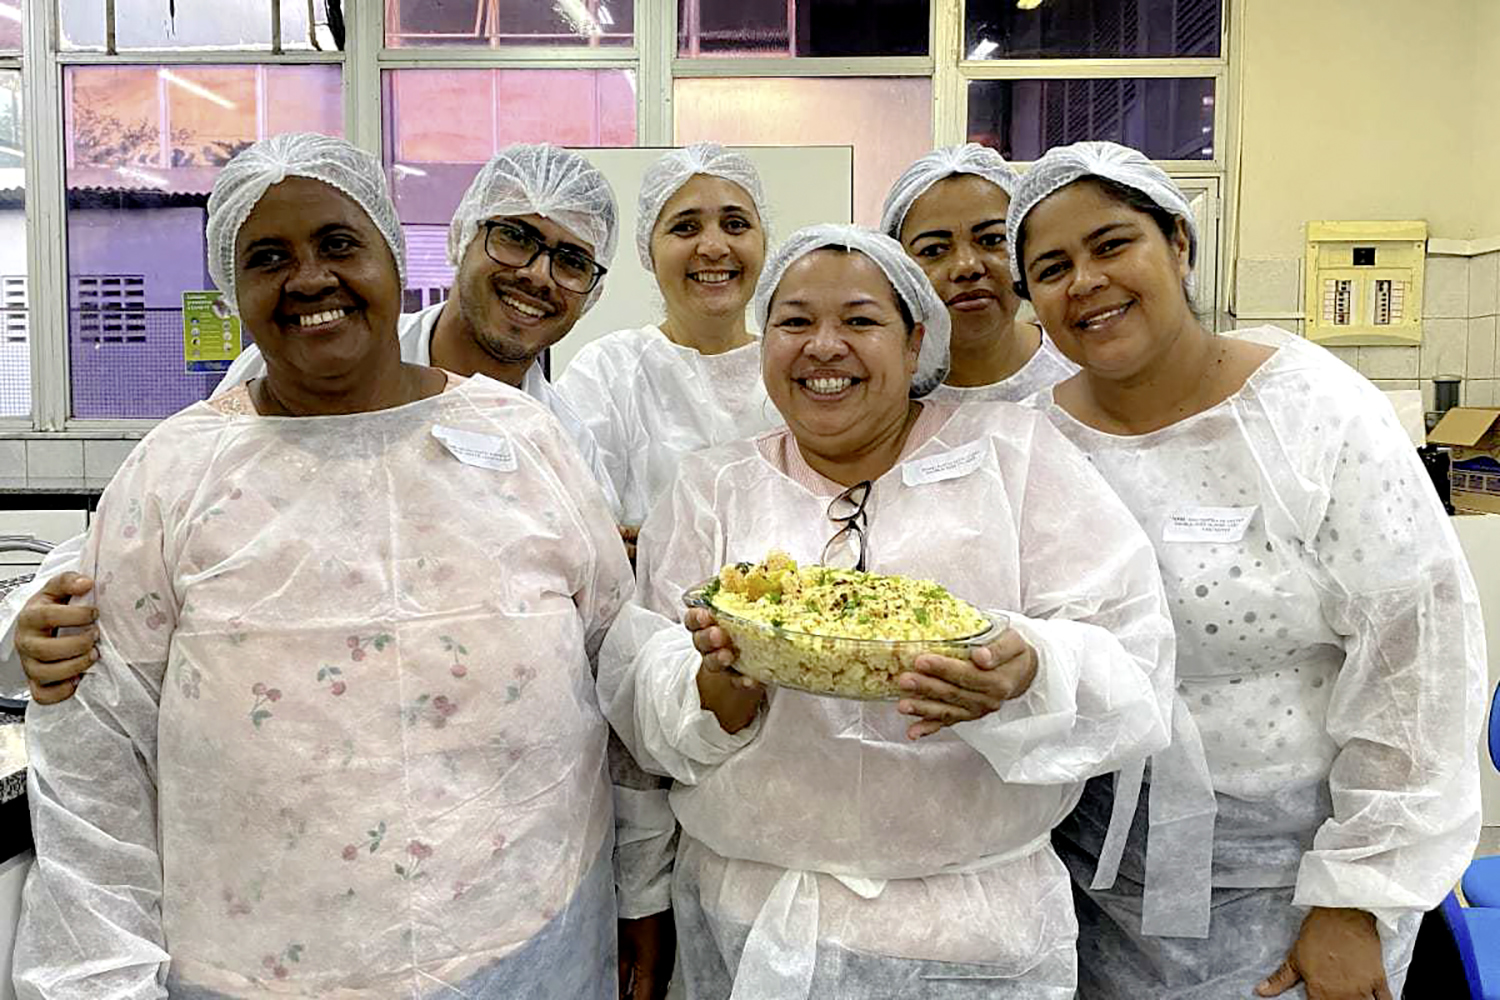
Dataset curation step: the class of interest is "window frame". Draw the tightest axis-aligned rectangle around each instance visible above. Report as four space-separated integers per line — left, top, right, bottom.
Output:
7 0 1239 433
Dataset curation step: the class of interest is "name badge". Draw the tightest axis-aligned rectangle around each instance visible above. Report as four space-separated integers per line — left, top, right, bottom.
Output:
901 440 986 488
1162 506 1258 544
433 425 517 472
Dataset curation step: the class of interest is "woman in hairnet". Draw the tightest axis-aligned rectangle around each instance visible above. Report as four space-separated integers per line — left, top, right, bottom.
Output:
880 143 1076 403
1009 141 1486 1000
13 134 633 999
557 142 781 541
599 222 1178 998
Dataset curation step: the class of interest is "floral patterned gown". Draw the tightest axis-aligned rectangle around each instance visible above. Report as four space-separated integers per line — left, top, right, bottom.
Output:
14 374 633 999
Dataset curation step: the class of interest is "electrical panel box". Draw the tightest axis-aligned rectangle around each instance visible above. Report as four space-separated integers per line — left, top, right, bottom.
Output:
1303 221 1427 346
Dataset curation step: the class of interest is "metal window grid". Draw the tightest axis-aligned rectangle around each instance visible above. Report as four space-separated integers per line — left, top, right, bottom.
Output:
5 0 1236 435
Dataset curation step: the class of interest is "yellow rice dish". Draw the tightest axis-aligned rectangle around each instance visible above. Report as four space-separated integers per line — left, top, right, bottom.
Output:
692 551 998 700
707 551 989 641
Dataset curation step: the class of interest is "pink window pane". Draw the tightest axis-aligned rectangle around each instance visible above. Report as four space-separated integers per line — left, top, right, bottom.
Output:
266 66 345 136
0 1 20 51
674 77 931 228
63 64 343 419
386 0 633 48
165 68 260 167
386 69 636 164
67 67 161 171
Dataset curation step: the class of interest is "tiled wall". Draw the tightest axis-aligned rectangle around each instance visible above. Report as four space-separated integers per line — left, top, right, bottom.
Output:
0 438 141 489
1235 249 1500 411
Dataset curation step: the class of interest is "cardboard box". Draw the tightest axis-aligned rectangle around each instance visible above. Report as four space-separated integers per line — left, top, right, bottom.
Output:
1429 407 1500 514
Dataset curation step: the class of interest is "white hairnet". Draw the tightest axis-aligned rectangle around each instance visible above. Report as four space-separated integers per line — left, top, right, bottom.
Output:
752 223 951 398
1005 141 1199 295
636 142 770 271
879 143 1020 240
206 132 405 316
447 144 620 311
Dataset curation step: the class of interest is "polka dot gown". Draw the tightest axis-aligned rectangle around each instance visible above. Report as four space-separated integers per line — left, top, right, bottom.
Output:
1035 326 1486 908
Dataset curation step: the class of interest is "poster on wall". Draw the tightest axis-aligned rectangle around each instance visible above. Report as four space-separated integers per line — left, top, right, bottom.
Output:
181 291 242 374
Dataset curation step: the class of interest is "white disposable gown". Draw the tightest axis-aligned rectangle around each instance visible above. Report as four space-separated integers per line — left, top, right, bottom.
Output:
555 325 781 529
599 400 1177 999
1034 327 1486 998
14 375 633 999
925 329 1078 406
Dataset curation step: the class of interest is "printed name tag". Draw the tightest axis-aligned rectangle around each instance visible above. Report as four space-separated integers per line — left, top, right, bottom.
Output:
432 425 517 472
1162 506 1258 544
901 440 986 488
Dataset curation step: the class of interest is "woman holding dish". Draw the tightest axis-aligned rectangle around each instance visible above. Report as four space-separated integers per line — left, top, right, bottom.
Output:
881 143 1076 403
599 223 1178 998
1014 141 1485 999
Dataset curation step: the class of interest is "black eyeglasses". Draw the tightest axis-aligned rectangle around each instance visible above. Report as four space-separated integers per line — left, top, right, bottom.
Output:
822 480 871 572
480 220 609 294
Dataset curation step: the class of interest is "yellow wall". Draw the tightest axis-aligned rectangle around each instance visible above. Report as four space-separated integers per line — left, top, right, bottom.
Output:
1475 0 1500 238
1236 0 1481 259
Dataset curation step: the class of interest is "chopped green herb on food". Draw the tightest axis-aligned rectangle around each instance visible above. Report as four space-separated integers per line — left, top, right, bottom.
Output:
707 550 987 642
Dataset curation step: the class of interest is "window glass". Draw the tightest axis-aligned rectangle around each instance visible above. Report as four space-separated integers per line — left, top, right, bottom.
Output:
674 76 931 227
678 0 928 57
965 0 1221 59
968 77 1215 161
386 0 633 48
60 0 335 51
383 68 636 299
64 64 342 419
0 1 20 53
0 69 22 417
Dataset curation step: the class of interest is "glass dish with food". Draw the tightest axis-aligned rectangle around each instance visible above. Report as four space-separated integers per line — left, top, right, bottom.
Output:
682 551 1008 701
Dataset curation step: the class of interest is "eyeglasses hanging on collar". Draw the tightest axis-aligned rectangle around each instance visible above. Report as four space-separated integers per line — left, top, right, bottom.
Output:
822 480 872 572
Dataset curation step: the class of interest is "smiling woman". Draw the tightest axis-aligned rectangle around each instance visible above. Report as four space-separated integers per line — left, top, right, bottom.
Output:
597 222 1179 1000
556 142 783 530
881 144 1078 403
14 133 634 999
1011 141 1487 1000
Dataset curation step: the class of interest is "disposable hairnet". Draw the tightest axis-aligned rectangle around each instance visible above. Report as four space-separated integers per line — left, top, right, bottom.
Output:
636 142 770 271
752 223 951 398
879 143 1020 240
1005 140 1198 293
447 144 620 311
206 132 406 316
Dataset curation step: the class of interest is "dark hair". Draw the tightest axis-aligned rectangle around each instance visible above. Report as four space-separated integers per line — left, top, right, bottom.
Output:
1011 176 1193 300
791 243 917 334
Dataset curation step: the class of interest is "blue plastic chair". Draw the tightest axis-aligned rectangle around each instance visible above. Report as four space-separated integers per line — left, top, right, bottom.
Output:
1440 891 1500 998
1462 682 1500 908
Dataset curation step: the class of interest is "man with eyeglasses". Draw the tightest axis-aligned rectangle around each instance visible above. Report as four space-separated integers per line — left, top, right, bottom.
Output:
2 142 682 1000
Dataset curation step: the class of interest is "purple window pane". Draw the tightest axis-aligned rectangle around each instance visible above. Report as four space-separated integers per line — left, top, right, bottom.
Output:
968 78 1215 162
64 64 340 420
966 0 1220 59
678 0 928 57
385 0 633 48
